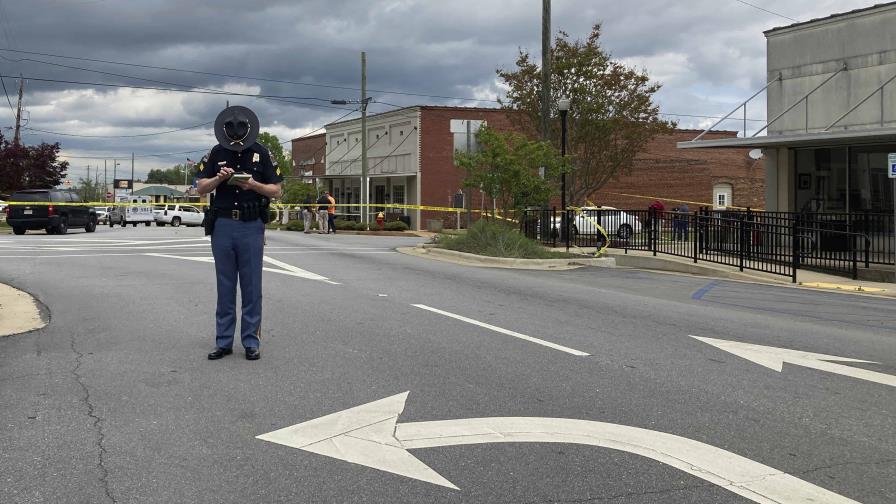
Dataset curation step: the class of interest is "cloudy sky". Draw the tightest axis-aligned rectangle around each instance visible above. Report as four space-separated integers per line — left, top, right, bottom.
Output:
0 0 880 181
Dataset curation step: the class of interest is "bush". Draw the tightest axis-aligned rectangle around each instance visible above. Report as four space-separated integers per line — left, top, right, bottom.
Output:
284 219 319 231
383 221 409 231
334 219 357 230
438 220 574 259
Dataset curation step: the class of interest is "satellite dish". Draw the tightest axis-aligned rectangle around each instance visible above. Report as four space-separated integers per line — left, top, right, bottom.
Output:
748 149 764 160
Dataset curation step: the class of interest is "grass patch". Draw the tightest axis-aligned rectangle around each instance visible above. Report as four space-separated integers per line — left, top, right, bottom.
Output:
437 220 579 259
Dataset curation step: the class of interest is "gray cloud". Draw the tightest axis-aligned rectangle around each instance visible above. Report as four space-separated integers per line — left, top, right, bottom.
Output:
0 0 879 180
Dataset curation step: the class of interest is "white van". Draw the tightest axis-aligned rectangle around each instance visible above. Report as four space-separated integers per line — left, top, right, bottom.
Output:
109 195 154 227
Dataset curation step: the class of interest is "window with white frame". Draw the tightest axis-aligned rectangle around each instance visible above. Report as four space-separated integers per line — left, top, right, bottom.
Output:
713 183 733 209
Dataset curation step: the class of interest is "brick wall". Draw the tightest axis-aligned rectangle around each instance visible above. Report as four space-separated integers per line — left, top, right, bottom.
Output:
591 130 765 210
291 133 326 178
418 107 518 228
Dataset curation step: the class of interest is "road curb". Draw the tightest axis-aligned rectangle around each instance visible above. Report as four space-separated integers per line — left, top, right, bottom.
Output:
0 282 48 337
397 245 616 270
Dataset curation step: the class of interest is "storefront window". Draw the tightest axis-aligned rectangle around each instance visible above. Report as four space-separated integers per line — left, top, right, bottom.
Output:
795 147 848 212
850 146 896 213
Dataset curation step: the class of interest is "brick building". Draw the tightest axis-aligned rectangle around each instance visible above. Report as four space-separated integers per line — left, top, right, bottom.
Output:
595 129 765 211
290 132 325 179
291 107 764 229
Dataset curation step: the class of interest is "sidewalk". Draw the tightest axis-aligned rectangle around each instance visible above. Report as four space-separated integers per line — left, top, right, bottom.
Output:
601 248 895 297
0 283 47 336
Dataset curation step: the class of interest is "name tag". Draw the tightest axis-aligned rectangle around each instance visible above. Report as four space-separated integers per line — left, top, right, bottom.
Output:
252 153 260 163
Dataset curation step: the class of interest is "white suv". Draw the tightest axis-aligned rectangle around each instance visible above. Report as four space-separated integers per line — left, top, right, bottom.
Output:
154 204 204 227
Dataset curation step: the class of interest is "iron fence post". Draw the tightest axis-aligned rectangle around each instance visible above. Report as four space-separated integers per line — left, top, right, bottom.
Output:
650 207 657 256
791 217 799 283
852 233 858 280
738 215 745 272
688 212 701 264
552 206 557 248
565 209 570 252
863 210 870 268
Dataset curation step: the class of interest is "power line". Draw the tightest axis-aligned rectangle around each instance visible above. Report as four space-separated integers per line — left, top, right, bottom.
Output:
0 52 353 113
0 48 500 104
24 120 214 138
56 107 361 160
733 0 799 23
0 74 353 111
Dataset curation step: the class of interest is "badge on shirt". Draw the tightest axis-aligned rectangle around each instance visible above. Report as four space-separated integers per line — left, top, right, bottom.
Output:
252 153 260 163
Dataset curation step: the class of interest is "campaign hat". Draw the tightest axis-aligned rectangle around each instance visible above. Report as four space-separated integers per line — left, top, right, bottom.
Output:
214 105 259 152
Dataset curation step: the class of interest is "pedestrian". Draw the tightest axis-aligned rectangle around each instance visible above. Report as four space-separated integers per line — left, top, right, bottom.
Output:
197 105 283 361
316 191 330 234
676 203 690 241
648 199 665 239
326 191 336 234
302 195 315 233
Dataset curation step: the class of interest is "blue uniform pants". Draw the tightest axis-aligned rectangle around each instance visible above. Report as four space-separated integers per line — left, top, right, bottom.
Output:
211 217 265 350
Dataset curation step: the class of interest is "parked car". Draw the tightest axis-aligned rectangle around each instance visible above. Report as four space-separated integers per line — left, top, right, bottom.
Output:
5 189 97 235
550 206 643 241
153 204 204 227
109 195 154 227
95 206 111 224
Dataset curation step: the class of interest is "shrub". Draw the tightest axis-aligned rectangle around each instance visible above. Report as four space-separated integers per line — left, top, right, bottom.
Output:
285 220 304 232
438 220 574 259
334 219 357 230
383 221 409 231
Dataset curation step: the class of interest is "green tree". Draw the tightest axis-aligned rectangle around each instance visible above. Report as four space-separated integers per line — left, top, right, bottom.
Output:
257 131 291 177
280 178 318 205
455 126 569 220
498 24 674 205
74 177 105 202
145 165 188 185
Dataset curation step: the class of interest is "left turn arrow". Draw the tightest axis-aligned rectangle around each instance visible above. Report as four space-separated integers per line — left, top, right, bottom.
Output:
257 392 862 503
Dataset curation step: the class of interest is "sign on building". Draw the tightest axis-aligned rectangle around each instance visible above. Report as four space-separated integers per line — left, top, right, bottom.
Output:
888 153 896 179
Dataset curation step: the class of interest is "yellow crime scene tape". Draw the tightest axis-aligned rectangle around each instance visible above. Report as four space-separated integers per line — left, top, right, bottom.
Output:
570 204 610 257
6 200 502 213
593 191 761 211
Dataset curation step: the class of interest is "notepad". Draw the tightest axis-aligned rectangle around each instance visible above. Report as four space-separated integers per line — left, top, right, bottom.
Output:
227 173 252 185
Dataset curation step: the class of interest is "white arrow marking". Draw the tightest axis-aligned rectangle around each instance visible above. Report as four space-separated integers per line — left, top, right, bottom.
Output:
257 392 861 503
412 304 589 356
691 336 895 388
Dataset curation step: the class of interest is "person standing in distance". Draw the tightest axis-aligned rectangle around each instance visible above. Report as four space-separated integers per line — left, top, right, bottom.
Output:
197 106 283 361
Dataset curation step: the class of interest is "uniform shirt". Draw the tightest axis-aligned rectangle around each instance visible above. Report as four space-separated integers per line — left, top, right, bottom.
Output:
198 143 283 209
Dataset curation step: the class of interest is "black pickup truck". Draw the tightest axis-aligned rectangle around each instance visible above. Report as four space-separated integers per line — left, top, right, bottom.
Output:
5 189 97 235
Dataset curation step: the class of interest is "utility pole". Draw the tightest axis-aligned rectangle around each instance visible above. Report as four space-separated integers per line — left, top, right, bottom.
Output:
87 165 91 197
13 76 24 145
329 52 371 229
541 0 552 141
131 152 135 183
104 160 107 196
466 120 472 228
361 51 369 230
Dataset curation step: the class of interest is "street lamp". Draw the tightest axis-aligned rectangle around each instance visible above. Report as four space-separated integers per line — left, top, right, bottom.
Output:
558 97 570 251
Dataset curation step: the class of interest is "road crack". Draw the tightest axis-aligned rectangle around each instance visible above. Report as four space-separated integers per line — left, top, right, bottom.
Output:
70 337 117 504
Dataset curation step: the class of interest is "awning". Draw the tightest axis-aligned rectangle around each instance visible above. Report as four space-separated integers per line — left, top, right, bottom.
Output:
678 127 896 150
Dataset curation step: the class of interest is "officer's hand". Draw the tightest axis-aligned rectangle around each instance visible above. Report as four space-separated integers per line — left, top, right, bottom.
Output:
216 167 235 180
233 177 255 191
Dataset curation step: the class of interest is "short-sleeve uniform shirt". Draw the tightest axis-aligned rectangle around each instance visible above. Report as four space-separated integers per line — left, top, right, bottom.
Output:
199 143 283 209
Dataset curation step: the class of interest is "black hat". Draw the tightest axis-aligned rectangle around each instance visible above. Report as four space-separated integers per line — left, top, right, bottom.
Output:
214 105 259 152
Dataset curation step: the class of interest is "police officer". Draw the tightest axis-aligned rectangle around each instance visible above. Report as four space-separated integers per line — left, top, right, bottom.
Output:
197 105 283 361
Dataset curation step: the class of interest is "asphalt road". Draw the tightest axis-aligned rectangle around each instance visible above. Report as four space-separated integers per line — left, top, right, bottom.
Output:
0 225 893 503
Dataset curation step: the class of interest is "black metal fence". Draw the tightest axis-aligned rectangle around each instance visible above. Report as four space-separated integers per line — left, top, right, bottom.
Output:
522 207 895 282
